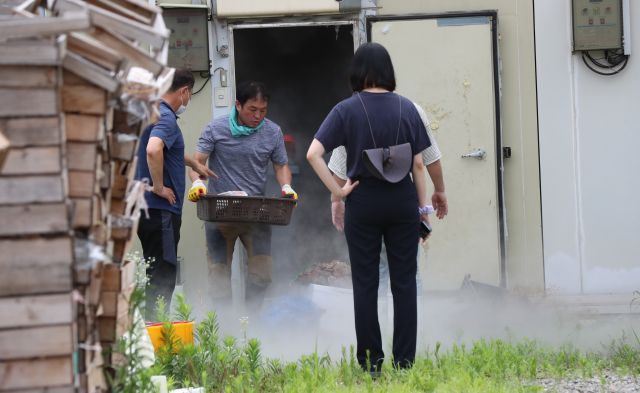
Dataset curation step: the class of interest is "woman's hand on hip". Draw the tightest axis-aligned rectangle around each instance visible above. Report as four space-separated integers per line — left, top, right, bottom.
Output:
339 178 359 198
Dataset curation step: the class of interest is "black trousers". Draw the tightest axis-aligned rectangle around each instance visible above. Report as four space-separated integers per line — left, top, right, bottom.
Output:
137 208 181 321
344 176 419 370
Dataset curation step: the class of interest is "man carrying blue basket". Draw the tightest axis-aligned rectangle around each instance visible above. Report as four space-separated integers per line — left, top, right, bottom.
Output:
188 81 297 300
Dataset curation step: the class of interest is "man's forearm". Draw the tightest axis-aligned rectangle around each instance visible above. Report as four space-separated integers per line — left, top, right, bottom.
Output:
274 164 292 186
426 160 445 192
148 150 165 192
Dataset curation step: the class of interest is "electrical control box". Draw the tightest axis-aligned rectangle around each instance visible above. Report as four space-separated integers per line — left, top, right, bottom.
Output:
572 0 623 51
163 8 210 71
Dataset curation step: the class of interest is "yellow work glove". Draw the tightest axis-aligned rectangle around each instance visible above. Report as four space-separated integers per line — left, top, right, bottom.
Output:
188 179 207 202
281 184 298 201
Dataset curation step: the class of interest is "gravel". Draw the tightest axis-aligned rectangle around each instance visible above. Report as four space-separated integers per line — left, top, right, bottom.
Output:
536 372 640 393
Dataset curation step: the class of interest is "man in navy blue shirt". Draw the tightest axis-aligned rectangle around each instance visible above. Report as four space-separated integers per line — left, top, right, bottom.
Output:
136 69 213 319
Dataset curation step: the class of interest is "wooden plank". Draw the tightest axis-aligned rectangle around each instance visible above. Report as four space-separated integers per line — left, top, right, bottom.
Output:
85 0 158 25
54 0 167 49
61 84 107 115
110 197 125 215
109 133 138 161
0 176 64 205
0 11 90 41
0 294 73 329
0 356 73 389
112 109 142 134
0 325 73 360
0 203 68 236
68 170 96 198
0 88 57 117
100 161 112 189
93 194 105 224
87 3 167 50
101 263 121 292
0 129 8 170
0 66 57 88
0 237 72 296
62 52 119 93
71 197 92 228
91 221 108 247
61 69 92 86
0 38 62 66
0 117 60 147
100 291 118 317
2 386 75 393
68 32 123 72
89 28 164 76
0 147 61 175
67 142 97 171
65 114 103 142
97 317 116 342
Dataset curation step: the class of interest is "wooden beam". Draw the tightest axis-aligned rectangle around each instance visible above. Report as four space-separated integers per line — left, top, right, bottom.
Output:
71 197 92 228
61 84 107 115
0 237 72 296
67 32 123 72
0 203 68 236
0 117 61 147
84 0 154 25
0 88 58 117
62 52 119 93
1 386 75 393
0 11 90 40
112 109 142 134
0 325 74 360
109 133 138 161
0 37 62 66
0 129 8 171
0 294 73 329
65 114 103 142
67 142 97 171
68 170 96 198
0 176 64 205
0 66 58 88
0 146 61 175
55 0 168 49
0 356 73 389
89 27 163 76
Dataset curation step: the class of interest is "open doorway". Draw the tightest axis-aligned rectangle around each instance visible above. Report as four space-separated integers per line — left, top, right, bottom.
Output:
232 24 354 285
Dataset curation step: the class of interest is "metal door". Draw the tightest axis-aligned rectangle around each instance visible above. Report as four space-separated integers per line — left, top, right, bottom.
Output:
369 13 505 290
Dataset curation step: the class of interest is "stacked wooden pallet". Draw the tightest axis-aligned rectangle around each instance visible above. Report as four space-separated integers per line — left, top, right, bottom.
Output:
0 0 171 391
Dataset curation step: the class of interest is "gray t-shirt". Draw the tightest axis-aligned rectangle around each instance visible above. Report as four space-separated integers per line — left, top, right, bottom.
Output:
196 115 288 196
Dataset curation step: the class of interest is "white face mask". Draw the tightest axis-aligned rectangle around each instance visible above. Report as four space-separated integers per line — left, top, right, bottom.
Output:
175 90 189 115
175 103 187 115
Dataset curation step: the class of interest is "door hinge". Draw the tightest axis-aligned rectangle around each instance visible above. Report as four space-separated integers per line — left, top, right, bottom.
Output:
502 146 512 159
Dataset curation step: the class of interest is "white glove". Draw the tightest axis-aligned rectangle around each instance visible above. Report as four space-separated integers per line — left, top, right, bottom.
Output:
188 179 207 202
281 184 298 200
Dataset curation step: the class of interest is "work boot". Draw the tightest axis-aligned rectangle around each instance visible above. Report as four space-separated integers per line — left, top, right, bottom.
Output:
208 263 232 299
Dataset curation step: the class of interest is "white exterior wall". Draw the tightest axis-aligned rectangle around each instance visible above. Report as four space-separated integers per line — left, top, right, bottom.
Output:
536 0 640 294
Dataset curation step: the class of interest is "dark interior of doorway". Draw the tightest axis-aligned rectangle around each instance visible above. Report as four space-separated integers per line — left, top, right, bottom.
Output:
234 25 354 283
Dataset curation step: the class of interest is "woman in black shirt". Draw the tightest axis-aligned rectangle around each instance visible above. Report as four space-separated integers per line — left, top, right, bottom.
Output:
307 43 431 371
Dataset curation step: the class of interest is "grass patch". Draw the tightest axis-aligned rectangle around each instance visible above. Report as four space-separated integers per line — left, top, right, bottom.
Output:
131 294 639 393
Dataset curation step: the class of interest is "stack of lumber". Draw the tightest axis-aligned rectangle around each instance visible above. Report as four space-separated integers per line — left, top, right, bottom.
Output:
0 0 172 391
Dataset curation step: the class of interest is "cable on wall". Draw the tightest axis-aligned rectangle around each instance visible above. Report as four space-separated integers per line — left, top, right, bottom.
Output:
581 49 629 76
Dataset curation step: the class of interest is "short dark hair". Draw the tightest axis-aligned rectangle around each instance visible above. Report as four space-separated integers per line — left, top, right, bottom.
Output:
236 81 270 105
349 43 396 92
169 69 195 92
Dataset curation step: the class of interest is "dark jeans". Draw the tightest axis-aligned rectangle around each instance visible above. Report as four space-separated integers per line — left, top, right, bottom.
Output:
344 176 419 370
137 208 181 321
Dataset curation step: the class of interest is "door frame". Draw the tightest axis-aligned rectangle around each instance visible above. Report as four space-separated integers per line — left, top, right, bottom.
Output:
367 11 507 287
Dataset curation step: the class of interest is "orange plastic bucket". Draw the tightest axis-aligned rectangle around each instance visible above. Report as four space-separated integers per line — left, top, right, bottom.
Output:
146 321 194 352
